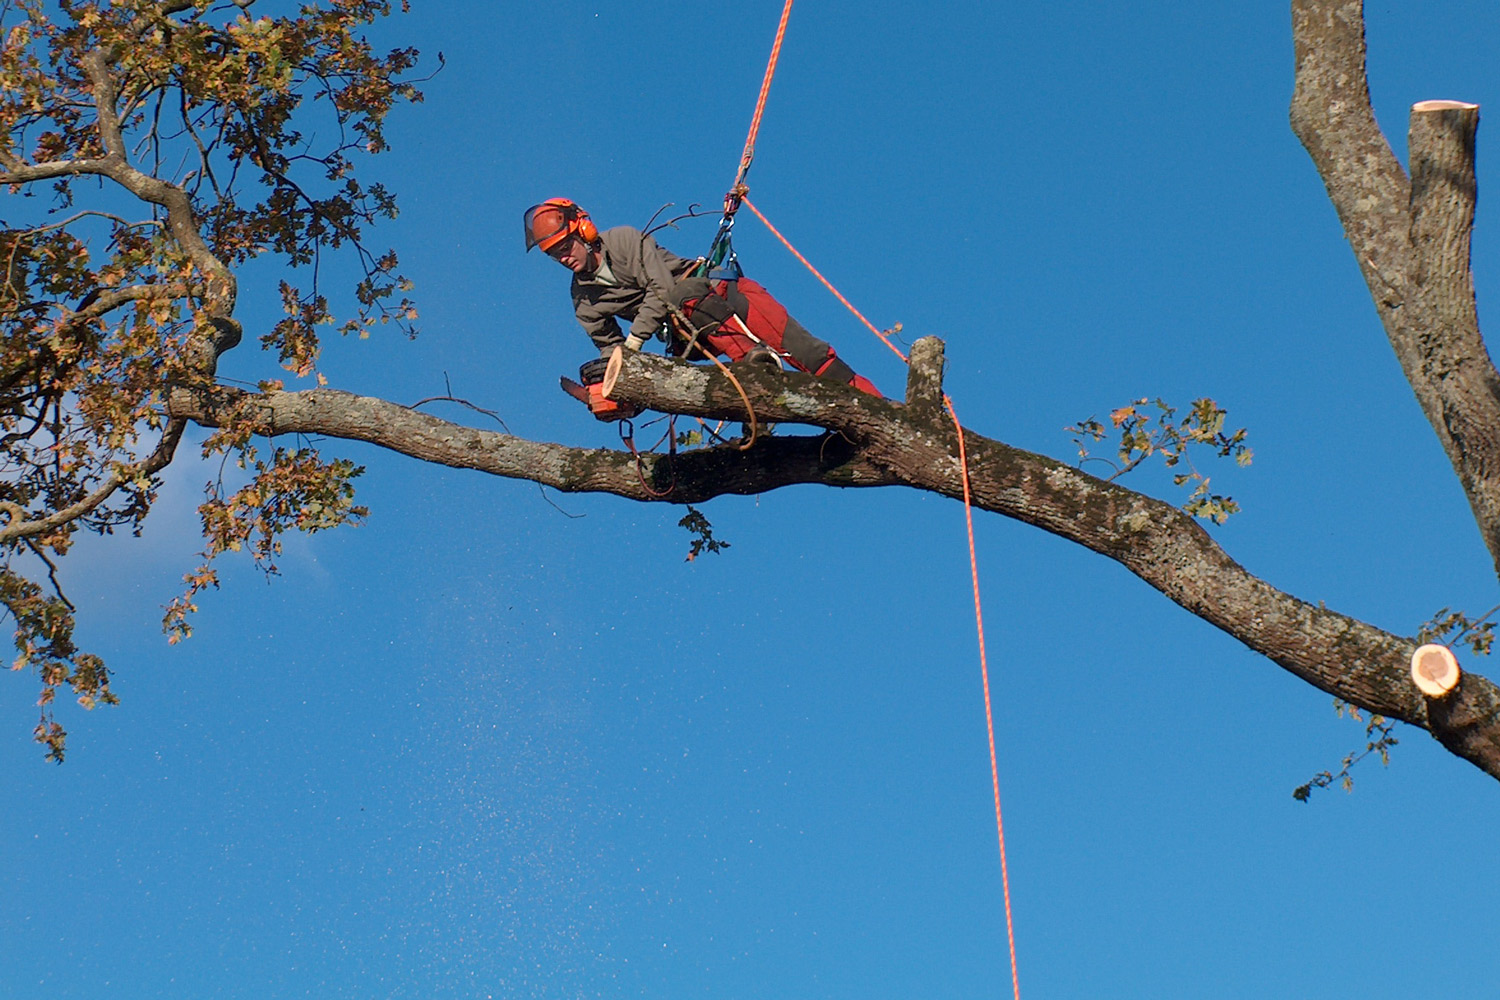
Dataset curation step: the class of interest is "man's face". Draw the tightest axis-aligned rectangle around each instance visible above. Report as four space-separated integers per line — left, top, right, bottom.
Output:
547 235 593 274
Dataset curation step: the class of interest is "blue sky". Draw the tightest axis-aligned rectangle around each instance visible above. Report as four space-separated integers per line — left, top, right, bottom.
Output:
5 2 1500 997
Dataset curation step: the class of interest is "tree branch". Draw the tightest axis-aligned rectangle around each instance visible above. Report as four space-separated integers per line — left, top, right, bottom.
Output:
165 382 898 501
1404 100 1500 569
1291 0 1500 578
904 336 946 417
75 45 240 364
82 49 127 159
1290 0 1411 301
610 353 1500 778
60 283 186 328
0 157 115 184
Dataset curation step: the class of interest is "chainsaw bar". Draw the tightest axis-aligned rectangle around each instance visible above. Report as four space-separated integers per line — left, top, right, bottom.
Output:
559 376 591 406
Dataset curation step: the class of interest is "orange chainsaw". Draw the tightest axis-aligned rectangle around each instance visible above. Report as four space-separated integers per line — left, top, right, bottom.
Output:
560 357 641 422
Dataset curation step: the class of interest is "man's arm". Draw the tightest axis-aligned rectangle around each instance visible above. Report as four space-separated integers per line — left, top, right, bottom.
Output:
570 285 627 353
617 228 690 345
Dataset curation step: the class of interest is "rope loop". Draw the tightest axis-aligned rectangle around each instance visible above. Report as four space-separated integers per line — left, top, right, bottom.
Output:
619 418 678 498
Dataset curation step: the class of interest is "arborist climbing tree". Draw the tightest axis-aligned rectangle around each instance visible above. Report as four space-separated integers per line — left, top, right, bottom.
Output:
523 197 881 423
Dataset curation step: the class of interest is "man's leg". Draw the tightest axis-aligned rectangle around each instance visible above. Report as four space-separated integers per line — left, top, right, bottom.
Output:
667 276 881 397
664 277 757 360
721 279 881 397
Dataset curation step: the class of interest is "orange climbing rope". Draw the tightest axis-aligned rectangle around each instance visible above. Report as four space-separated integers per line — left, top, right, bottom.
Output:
743 195 1021 1000
733 0 796 195
953 405 1022 1000
741 198 904 360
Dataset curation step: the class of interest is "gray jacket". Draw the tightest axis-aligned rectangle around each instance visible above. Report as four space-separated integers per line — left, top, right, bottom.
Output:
570 226 695 353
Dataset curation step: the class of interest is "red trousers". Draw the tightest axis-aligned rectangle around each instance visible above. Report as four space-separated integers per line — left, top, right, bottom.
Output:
671 277 881 397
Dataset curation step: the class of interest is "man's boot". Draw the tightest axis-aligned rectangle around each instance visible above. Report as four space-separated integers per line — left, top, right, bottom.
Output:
738 344 780 368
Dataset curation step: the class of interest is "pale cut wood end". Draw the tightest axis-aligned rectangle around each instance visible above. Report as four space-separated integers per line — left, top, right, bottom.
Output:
1411 643 1461 697
1412 100 1479 112
602 346 624 399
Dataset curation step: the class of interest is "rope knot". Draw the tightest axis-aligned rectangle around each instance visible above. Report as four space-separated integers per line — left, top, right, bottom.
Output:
723 183 749 218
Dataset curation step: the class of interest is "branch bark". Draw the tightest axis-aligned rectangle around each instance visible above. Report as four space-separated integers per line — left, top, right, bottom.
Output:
166 382 899 501
0 157 116 184
904 336 946 417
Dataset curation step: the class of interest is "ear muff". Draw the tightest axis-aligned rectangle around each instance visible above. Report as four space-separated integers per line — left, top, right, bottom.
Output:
574 212 598 245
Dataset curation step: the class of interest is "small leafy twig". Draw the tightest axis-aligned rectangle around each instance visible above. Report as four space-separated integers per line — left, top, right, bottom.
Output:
1066 396 1252 524
1293 701 1399 802
679 505 729 562
1417 603 1500 656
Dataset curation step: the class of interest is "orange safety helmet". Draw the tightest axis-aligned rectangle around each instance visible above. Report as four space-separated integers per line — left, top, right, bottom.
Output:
523 198 599 253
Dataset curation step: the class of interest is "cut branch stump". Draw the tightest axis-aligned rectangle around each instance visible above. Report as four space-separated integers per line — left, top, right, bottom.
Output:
1412 643 1462 698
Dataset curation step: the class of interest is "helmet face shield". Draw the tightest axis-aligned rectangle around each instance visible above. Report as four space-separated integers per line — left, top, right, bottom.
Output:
524 202 571 252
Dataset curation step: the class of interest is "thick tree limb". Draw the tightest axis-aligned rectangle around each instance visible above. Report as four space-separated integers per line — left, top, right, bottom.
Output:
1404 101 1500 568
168 347 1500 781
60 283 188 328
1291 0 1500 577
82 49 127 159
166 382 899 501
1290 0 1410 297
